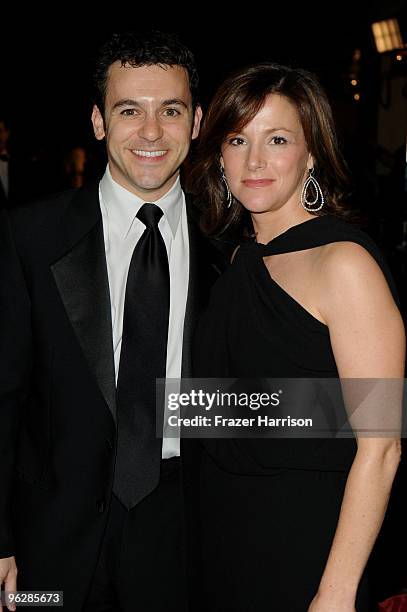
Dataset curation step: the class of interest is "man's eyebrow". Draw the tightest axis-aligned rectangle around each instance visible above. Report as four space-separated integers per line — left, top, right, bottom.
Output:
111 98 189 111
112 99 141 111
161 98 188 109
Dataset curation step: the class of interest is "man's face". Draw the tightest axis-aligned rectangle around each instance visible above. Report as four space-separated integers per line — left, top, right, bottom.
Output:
92 63 202 200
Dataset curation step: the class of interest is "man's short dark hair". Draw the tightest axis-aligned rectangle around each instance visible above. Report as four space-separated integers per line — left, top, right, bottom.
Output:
93 30 200 115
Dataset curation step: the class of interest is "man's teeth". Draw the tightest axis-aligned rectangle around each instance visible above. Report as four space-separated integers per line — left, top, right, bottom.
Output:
132 150 167 157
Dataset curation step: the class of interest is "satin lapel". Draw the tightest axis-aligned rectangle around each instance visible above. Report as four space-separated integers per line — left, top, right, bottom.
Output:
50 181 117 424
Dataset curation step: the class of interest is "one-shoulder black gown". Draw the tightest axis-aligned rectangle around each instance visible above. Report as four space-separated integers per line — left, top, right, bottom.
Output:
190 215 400 612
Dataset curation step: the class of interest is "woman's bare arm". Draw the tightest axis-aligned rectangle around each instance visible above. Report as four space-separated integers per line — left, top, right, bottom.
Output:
308 242 405 611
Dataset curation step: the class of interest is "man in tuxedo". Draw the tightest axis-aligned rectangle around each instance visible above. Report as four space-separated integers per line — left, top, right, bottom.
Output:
0 31 221 611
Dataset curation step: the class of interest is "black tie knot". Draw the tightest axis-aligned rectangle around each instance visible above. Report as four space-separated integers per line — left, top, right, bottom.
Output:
137 203 163 228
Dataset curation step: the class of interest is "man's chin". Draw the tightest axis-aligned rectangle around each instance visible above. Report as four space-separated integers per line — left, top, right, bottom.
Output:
121 173 179 199
133 172 180 190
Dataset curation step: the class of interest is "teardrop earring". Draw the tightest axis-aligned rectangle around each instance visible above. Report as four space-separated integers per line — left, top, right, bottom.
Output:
220 166 233 209
300 168 324 212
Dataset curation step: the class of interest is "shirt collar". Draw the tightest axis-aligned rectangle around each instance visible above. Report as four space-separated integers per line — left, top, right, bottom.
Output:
100 164 183 239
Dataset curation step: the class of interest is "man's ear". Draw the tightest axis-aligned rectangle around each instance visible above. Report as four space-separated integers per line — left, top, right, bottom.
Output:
91 105 106 141
191 104 203 140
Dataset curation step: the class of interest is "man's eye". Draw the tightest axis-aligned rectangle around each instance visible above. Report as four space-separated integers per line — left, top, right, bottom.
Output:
121 109 137 116
163 108 180 117
271 136 287 145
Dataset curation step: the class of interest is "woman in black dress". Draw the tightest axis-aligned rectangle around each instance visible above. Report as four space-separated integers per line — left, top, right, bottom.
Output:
186 64 405 611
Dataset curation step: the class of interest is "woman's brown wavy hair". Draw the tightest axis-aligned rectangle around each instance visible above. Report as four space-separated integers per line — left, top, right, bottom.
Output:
187 63 352 237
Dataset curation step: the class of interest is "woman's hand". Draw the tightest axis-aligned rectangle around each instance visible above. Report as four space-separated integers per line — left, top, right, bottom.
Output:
308 591 356 612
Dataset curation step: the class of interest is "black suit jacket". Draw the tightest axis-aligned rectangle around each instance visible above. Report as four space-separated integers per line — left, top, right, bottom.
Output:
0 180 226 610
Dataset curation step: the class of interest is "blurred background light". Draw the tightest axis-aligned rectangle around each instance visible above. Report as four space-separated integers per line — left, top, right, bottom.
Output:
371 18 404 53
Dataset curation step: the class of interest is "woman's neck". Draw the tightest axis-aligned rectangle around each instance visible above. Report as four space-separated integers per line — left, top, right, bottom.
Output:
251 205 314 244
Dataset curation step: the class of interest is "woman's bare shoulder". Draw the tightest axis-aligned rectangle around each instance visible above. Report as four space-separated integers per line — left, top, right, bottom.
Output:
319 241 386 283
316 240 399 320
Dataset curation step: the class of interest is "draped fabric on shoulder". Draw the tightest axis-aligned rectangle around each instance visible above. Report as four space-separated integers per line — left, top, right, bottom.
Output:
190 215 399 611
193 214 399 473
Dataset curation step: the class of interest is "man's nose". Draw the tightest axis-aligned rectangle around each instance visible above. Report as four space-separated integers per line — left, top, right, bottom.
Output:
138 115 164 142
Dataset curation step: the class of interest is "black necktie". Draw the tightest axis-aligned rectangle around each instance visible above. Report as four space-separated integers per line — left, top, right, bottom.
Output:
113 203 170 509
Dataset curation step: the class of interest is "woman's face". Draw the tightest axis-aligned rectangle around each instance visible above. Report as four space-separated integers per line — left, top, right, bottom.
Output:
220 94 313 214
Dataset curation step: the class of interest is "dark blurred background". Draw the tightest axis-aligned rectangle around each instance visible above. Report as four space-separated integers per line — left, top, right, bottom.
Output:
1 3 406 270
1 2 406 607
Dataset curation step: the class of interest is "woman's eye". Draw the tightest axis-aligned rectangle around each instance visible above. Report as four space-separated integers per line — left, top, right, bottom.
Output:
229 137 246 146
271 136 287 145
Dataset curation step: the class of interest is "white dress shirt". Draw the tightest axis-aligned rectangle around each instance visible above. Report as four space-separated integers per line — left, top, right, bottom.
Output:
99 165 189 458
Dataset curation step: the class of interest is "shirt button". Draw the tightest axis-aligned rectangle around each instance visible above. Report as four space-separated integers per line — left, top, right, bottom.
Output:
97 499 106 513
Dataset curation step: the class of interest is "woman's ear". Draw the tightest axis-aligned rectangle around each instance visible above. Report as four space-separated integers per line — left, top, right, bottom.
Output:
219 154 224 169
307 153 314 172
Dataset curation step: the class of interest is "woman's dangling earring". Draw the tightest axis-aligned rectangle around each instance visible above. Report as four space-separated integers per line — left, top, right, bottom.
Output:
300 168 324 212
220 166 233 208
